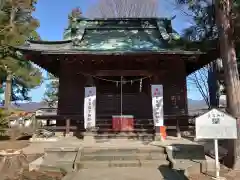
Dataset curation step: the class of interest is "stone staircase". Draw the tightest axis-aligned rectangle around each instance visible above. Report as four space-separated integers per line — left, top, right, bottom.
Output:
28 137 191 180
75 146 169 169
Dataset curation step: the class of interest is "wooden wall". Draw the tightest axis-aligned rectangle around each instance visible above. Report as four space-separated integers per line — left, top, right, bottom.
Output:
163 58 188 126
56 57 188 129
57 60 86 127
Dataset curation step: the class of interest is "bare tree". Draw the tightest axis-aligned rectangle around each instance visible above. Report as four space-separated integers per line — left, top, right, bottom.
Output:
188 60 223 109
188 66 211 108
85 0 159 18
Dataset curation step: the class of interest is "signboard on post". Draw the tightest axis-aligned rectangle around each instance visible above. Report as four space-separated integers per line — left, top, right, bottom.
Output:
151 85 164 126
195 108 237 139
84 87 96 129
195 108 237 179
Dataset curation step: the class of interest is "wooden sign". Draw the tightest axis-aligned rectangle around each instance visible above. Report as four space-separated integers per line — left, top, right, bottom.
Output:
195 108 237 139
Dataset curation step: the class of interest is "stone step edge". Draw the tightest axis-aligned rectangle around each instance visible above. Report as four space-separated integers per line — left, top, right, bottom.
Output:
44 147 80 152
79 155 167 159
79 148 165 155
80 153 166 157
79 157 167 161
81 147 165 150
76 160 170 169
81 152 165 155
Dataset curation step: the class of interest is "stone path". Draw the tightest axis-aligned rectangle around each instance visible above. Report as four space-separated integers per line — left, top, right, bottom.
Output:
24 137 213 180
64 167 187 180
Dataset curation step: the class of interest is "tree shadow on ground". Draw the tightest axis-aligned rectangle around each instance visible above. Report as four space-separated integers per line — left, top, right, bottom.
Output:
158 165 189 180
170 144 205 160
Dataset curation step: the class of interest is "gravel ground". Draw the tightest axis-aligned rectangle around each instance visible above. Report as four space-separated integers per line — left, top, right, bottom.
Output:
189 170 240 180
3 169 65 180
0 140 29 150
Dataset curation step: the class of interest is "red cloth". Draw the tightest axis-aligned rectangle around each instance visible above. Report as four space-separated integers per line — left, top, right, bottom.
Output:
112 116 134 131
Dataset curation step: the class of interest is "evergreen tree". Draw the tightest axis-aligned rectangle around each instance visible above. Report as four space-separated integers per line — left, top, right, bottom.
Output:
0 108 8 135
43 74 58 107
0 0 43 108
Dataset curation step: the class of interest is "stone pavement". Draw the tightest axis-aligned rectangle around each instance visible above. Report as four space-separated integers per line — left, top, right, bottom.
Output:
62 167 187 180
24 136 215 180
22 136 82 154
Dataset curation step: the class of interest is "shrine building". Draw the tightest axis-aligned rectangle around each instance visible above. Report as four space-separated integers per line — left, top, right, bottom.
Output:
14 18 217 138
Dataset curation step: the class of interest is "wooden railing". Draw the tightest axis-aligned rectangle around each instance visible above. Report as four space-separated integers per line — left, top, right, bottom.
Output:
35 111 196 138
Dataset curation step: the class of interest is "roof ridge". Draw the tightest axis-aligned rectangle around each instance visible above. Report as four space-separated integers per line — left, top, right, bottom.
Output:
76 17 172 21
28 40 72 44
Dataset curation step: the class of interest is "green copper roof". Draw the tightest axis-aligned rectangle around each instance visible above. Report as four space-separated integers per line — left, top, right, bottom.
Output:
68 18 182 52
16 18 203 55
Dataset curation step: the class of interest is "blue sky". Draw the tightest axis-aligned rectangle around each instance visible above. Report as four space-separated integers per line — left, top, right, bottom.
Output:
29 0 201 102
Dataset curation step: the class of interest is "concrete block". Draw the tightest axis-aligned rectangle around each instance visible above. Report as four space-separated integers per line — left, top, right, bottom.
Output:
44 152 77 165
109 160 141 167
45 147 79 152
40 160 74 173
39 164 65 173
29 137 59 142
139 160 169 167
54 162 74 172
83 134 96 145
39 150 79 173
29 156 44 171
204 155 216 172
77 161 110 169
165 143 207 177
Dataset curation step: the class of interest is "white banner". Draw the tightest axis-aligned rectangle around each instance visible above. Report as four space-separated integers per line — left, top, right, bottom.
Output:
151 85 164 126
84 87 96 129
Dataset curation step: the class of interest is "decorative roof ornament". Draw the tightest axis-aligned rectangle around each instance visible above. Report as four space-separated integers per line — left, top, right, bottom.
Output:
72 19 86 46
170 33 181 40
156 19 170 41
67 7 87 46
142 21 150 28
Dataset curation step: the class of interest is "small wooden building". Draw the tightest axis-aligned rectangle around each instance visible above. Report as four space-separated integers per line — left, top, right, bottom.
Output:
15 18 217 136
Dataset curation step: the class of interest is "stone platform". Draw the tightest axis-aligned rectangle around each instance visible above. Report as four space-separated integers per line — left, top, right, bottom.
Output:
27 136 210 179
30 138 170 173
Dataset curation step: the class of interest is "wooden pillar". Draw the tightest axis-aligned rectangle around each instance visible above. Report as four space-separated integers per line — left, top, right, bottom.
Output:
57 59 86 134
163 59 188 135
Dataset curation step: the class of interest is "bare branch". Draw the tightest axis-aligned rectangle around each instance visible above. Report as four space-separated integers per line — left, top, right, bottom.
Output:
188 66 211 108
86 0 159 18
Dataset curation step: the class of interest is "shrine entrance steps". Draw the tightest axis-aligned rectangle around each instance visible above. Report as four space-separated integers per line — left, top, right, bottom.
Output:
62 145 186 180
75 146 169 169
93 132 155 142
94 117 155 141
30 138 189 180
